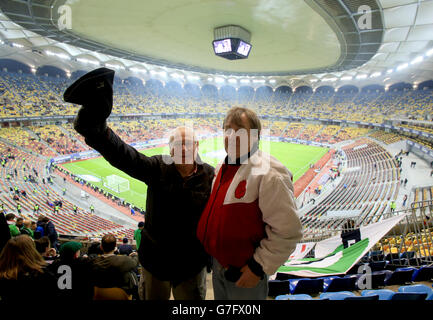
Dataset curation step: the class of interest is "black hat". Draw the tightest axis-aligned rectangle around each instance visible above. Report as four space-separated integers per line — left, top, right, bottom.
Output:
63 68 115 115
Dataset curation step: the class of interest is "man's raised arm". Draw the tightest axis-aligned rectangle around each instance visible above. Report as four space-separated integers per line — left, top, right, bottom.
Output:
64 68 160 185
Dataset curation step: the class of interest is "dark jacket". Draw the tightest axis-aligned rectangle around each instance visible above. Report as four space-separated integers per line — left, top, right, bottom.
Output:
118 244 133 256
48 257 94 300
84 128 214 281
0 268 59 302
37 220 58 247
91 254 139 293
0 212 11 253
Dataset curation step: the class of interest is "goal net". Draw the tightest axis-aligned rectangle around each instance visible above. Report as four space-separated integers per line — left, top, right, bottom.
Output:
103 174 130 193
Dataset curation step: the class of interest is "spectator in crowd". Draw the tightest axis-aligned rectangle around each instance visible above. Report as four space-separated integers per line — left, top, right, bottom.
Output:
20 219 34 238
87 241 103 258
402 194 408 207
34 236 57 263
34 216 45 239
66 68 214 300
91 234 139 297
5 213 20 237
134 221 144 251
197 107 303 300
0 235 59 301
0 212 11 253
36 215 58 250
390 200 396 213
49 241 94 300
118 237 134 256
404 178 408 187
15 217 24 231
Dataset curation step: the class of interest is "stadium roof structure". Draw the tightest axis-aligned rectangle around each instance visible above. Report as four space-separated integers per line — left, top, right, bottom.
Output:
0 0 433 89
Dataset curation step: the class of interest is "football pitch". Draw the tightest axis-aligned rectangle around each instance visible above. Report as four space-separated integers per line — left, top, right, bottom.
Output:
61 137 328 210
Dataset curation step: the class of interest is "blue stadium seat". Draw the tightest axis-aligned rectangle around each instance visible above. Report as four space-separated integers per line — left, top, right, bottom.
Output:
275 294 313 300
360 271 387 289
400 251 415 260
322 276 357 292
384 268 416 286
319 291 356 300
361 289 395 300
369 260 388 272
398 284 433 300
368 251 384 261
344 295 379 300
268 280 290 296
289 278 324 295
384 253 400 262
411 266 433 282
390 293 427 301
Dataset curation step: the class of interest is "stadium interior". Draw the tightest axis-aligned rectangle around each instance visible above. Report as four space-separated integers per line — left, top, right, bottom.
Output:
0 0 433 302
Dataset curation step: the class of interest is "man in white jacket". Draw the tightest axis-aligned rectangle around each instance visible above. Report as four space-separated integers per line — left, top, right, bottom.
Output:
197 107 303 300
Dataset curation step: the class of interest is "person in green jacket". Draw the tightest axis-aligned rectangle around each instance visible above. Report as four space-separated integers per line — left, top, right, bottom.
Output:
134 221 144 250
20 220 34 239
90 204 94 214
5 213 20 237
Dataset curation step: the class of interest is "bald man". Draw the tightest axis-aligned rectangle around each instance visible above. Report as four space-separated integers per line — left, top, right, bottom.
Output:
65 68 214 300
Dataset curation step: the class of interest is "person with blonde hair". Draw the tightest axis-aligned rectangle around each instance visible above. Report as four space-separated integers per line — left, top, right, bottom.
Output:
20 219 34 238
0 235 58 301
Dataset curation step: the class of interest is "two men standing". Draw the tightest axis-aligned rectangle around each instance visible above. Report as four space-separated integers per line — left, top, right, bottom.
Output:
65 68 302 300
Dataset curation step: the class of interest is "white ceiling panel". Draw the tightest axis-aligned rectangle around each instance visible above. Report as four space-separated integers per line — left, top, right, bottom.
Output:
383 27 410 42
414 1 433 25
397 40 429 52
407 24 433 40
379 42 401 52
383 4 418 27
379 0 417 9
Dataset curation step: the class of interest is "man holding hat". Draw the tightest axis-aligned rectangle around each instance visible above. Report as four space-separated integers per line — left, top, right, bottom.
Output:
64 68 214 300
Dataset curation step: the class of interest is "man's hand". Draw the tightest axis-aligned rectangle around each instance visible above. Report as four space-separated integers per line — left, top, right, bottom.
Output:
235 265 261 288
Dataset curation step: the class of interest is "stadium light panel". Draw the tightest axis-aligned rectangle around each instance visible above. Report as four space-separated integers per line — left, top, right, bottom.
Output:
45 50 70 60
240 79 250 84
228 78 237 84
370 72 381 78
341 76 352 81
426 48 433 56
106 63 124 70
170 73 184 79
410 56 423 65
356 74 367 80
214 77 225 83
253 79 265 84
396 63 408 71
269 79 276 84
323 77 337 82
207 77 213 82
387 69 393 74
12 42 24 48
187 75 199 81
77 58 99 66
310 79 318 83
130 67 147 74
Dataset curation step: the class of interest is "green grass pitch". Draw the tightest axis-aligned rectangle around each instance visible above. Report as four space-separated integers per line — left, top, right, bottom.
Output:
61 137 328 210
